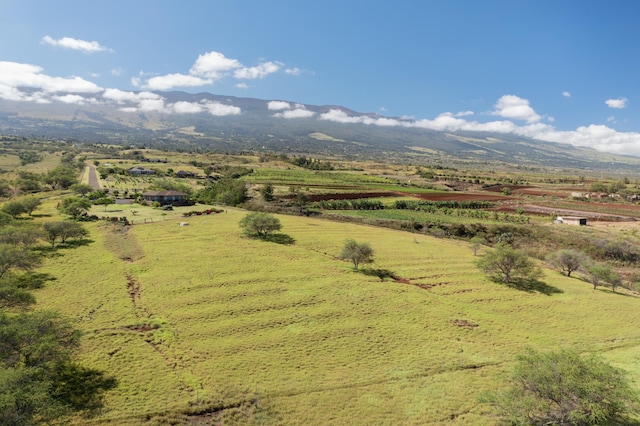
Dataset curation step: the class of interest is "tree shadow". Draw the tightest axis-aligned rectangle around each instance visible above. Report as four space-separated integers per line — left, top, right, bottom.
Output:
360 268 395 281
503 278 563 295
58 238 94 249
52 362 118 416
262 233 296 245
30 213 52 218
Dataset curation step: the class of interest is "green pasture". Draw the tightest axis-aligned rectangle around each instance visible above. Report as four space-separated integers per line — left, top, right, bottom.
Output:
325 208 523 226
33 209 640 424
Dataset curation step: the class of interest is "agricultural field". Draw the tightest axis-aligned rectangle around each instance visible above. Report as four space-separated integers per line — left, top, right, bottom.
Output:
32 207 640 424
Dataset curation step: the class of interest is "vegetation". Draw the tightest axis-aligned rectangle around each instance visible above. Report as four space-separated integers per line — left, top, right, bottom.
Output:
338 239 374 270
546 249 586 277
59 197 92 220
487 347 638 425
239 212 282 238
476 244 542 284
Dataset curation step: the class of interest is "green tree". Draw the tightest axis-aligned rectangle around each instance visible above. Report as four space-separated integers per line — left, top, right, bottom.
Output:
469 235 485 256
239 212 282 238
338 239 374 270
70 183 94 197
476 244 542 284
45 166 78 190
59 197 92 220
546 249 586 277
20 196 41 216
260 183 274 201
196 178 247 206
94 197 115 212
0 244 41 278
1 201 27 219
43 221 88 248
586 262 621 291
487 347 639 425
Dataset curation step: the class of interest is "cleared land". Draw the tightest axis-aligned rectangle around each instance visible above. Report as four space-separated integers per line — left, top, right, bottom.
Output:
34 208 640 424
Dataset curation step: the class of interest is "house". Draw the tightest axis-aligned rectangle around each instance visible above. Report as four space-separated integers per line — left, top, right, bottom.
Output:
128 166 155 175
142 190 188 206
555 216 587 226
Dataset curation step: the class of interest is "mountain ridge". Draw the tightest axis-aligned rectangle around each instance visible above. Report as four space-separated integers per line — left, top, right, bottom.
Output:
1 90 639 172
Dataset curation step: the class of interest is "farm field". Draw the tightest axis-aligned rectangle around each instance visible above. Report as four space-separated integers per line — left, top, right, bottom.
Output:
33 207 640 424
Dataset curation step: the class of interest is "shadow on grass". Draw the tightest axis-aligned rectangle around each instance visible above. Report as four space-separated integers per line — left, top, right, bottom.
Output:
501 278 563 295
30 213 52 218
253 233 296 245
359 268 395 282
58 238 94 249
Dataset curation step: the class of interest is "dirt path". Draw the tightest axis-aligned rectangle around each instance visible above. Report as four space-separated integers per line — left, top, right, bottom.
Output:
87 165 101 190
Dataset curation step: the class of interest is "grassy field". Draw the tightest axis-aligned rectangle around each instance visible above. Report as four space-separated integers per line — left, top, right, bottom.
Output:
31 206 640 424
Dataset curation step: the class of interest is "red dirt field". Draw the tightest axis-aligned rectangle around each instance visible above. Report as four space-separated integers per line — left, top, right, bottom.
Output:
301 191 510 202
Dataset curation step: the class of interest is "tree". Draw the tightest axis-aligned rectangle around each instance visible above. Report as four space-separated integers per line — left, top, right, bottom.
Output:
45 166 78 190
546 249 586 277
239 212 282 238
585 262 621 291
469 235 485 256
0 244 41 278
43 221 88 248
487 347 638 425
260 183 274 201
59 197 92 220
20 196 41 216
1 201 27 219
476 244 542 284
338 239 374 270
94 197 115 212
70 183 94 197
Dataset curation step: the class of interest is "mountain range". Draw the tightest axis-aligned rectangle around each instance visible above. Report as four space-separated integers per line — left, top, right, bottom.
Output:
1 91 639 172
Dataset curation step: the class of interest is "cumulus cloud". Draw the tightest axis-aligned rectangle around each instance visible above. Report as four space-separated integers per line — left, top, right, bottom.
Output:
563 91 571 98
605 97 628 109
51 94 97 105
142 73 212 90
135 51 288 91
274 107 315 119
190 51 242 79
267 101 291 110
42 35 112 53
234 61 281 79
285 67 301 76
171 101 205 114
0 61 102 99
201 100 241 116
491 95 541 123
102 88 161 104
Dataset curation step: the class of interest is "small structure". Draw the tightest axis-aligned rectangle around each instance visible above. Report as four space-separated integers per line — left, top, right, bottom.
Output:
142 190 188 206
176 170 196 178
128 166 156 175
555 216 587 226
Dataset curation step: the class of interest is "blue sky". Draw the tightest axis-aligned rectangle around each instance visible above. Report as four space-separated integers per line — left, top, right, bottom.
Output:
2 0 640 155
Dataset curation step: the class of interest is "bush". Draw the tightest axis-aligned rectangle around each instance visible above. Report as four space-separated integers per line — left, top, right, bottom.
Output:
487 347 639 425
239 212 282 238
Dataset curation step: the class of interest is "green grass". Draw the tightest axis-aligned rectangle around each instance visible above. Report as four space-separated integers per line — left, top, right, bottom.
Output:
32 209 640 424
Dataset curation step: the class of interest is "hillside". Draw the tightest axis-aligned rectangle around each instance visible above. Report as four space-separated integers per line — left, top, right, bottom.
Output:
31 204 640 425
2 92 640 172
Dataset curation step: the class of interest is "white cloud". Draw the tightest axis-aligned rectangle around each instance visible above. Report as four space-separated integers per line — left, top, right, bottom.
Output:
491 95 541 123
171 101 204 114
52 94 90 104
190 51 241 79
201 101 241 116
111 68 124 76
102 88 161 104
285 67 301 76
274 108 315 119
267 101 291 110
563 91 571 98
235 82 249 89
138 99 166 112
455 110 474 117
41 35 112 53
234 61 281 79
607 116 617 123
0 61 102 97
605 97 628 109
142 73 212 90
